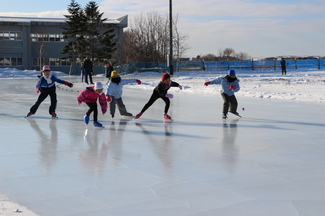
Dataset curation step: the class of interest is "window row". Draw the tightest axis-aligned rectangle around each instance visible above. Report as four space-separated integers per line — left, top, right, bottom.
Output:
0 57 23 66
30 33 65 42
0 31 22 41
32 58 71 66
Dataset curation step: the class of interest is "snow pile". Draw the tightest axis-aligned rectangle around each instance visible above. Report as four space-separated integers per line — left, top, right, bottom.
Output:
1 68 324 103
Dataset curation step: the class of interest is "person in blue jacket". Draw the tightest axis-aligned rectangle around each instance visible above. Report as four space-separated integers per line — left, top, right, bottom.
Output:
204 70 241 119
26 65 73 118
105 70 141 118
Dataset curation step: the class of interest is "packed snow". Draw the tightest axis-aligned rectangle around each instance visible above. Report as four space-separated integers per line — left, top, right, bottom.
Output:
1 67 324 103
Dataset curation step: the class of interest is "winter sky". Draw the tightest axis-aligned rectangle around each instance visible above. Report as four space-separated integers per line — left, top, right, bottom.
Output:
1 0 325 59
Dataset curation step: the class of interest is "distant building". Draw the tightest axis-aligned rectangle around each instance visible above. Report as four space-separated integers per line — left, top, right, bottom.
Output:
0 16 128 73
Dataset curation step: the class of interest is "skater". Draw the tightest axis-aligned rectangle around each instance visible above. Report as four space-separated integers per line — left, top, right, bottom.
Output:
204 69 241 119
280 58 286 75
83 57 93 84
135 73 182 120
77 82 107 128
105 61 113 81
80 62 85 83
26 65 73 118
105 70 141 118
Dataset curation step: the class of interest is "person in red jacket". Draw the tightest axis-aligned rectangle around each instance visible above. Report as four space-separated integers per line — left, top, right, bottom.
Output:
77 82 107 128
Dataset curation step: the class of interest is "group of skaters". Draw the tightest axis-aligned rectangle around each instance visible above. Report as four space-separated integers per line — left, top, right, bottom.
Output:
26 65 242 127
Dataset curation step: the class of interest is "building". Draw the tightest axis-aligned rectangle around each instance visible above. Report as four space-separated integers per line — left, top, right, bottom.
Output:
0 16 128 74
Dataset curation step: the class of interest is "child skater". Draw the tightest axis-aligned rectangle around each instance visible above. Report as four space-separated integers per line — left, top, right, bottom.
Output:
135 73 182 120
26 65 73 118
77 82 107 128
204 69 241 119
105 70 141 118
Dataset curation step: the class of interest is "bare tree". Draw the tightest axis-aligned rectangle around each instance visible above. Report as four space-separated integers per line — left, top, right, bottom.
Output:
235 52 250 61
223 48 235 60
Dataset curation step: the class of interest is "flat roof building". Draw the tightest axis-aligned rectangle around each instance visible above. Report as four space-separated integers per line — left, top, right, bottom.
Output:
0 16 128 74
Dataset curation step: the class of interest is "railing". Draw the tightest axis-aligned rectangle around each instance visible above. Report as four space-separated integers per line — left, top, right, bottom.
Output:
119 58 325 74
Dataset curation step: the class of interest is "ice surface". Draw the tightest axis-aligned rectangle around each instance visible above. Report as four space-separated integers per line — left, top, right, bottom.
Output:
0 73 325 216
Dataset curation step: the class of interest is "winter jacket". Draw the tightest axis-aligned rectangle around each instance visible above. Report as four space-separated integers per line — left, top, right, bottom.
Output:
154 81 180 97
209 76 240 96
36 73 67 88
83 59 93 72
106 78 137 99
77 87 107 114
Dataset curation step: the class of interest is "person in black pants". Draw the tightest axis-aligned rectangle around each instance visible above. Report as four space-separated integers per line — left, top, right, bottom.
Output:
83 57 94 84
135 73 182 120
26 65 73 118
280 58 287 75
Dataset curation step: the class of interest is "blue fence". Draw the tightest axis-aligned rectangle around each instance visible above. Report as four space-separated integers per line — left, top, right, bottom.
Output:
118 59 325 74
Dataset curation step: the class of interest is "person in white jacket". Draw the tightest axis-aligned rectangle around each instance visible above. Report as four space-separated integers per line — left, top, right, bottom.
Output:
105 71 141 118
204 70 241 119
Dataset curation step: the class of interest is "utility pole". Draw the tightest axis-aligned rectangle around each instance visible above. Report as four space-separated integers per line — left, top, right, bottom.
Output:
169 0 173 75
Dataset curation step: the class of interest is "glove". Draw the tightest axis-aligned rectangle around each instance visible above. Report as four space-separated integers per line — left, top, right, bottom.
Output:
77 102 82 105
166 94 173 99
106 95 111 102
178 85 182 90
204 81 210 86
229 85 236 90
36 87 40 93
64 82 73 88
136 79 141 84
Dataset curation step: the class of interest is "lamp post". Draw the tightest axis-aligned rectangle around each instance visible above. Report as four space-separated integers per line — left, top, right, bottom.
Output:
169 0 173 75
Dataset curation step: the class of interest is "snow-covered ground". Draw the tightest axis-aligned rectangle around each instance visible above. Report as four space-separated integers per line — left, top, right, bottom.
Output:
0 68 324 216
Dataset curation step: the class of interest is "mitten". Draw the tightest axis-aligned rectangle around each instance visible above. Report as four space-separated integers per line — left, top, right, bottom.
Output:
36 87 40 93
136 79 141 84
229 85 236 90
166 94 173 98
106 95 111 102
204 81 210 86
64 82 73 88
178 85 182 90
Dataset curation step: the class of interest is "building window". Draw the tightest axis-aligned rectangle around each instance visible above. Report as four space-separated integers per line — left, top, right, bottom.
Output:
0 31 22 41
0 57 23 66
30 33 65 42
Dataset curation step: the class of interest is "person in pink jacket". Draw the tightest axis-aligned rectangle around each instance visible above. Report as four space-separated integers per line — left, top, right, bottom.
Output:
77 82 107 127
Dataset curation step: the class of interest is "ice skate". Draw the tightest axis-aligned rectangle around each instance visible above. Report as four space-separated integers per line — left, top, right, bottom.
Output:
84 115 90 125
51 112 58 119
25 112 34 118
222 114 227 119
135 113 143 119
229 111 242 118
93 121 104 128
164 113 173 121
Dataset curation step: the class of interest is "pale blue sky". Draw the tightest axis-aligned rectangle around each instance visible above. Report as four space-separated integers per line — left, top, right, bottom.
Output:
1 0 325 58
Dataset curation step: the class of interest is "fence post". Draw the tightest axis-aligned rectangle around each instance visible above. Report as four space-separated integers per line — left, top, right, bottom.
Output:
274 59 276 70
251 59 254 70
318 57 321 69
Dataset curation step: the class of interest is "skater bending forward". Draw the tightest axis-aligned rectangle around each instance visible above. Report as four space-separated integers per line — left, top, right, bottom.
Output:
204 69 241 119
26 65 73 118
77 82 107 127
135 73 182 120
105 70 141 118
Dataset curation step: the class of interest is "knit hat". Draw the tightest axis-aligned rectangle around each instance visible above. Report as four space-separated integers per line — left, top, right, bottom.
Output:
162 73 170 81
94 82 103 90
42 65 51 71
111 70 119 77
228 70 236 76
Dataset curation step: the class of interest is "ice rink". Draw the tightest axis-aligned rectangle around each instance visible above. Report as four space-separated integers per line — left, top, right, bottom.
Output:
1 77 325 216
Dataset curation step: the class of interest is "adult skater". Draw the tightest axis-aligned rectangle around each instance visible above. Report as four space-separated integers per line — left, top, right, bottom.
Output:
26 65 73 118
77 82 107 128
280 58 286 75
105 70 141 118
83 57 93 84
135 73 182 120
204 69 241 119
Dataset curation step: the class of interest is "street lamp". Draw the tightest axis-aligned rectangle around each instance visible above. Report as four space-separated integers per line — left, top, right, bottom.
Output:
169 0 173 75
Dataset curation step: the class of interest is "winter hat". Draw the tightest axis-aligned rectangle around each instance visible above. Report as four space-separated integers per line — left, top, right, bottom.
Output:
228 70 236 76
111 70 119 77
94 82 103 90
162 73 170 81
42 65 51 71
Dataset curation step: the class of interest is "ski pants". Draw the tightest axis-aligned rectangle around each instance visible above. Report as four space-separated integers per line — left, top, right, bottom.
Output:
86 102 98 121
140 91 170 114
84 70 93 84
221 93 238 115
281 66 286 75
110 96 128 116
30 85 57 115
